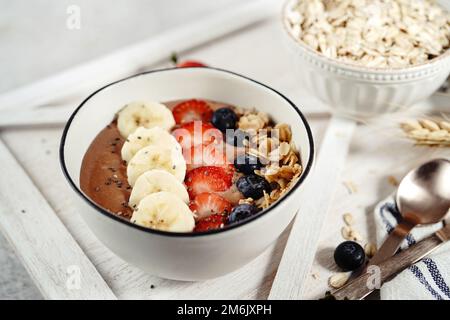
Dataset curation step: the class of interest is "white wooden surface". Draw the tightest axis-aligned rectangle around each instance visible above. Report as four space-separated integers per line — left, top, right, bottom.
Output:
1 13 449 299
0 140 116 300
269 116 357 299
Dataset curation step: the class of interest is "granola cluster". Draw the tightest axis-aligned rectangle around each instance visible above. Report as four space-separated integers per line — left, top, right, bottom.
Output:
237 111 303 209
238 110 270 131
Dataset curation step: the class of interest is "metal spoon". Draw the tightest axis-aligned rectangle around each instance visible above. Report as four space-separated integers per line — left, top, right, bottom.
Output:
368 158 450 267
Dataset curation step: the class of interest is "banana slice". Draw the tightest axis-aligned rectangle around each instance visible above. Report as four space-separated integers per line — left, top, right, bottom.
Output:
117 101 175 138
129 169 189 209
131 192 195 232
121 126 182 163
127 145 186 186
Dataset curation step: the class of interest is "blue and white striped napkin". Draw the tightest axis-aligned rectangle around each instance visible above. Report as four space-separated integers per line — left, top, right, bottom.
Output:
375 196 450 300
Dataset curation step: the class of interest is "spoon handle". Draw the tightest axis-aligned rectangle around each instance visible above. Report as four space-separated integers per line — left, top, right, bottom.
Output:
368 222 414 267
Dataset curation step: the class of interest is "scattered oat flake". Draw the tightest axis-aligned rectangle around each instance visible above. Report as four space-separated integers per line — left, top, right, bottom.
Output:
349 229 363 242
364 243 377 258
343 180 358 194
343 213 354 226
252 132 302 209
341 225 364 242
238 111 269 131
341 226 352 240
329 272 350 289
388 175 399 187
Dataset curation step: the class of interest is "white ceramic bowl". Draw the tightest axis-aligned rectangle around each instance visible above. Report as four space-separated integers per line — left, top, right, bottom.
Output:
60 67 314 281
282 0 450 116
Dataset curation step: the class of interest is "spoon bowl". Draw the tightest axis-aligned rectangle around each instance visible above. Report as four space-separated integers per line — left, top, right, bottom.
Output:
396 158 450 225
369 158 450 267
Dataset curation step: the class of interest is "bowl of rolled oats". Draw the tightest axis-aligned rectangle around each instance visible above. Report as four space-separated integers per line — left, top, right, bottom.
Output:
283 0 450 116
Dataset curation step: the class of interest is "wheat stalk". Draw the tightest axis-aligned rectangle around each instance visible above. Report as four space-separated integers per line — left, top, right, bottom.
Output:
400 118 450 147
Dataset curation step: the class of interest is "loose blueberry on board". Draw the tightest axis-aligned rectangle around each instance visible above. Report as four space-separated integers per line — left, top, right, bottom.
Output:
334 241 366 271
225 129 250 148
236 174 271 199
228 204 259 224
234 154 263 174
211 108 237 132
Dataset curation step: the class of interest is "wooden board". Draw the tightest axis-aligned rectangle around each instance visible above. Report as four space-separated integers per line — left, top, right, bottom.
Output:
0 10 449 299
0 140 116 300
0 10 331 300
269 116 357 299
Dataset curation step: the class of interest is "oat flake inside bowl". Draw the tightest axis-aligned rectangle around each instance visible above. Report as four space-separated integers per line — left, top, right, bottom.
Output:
285 0 450 68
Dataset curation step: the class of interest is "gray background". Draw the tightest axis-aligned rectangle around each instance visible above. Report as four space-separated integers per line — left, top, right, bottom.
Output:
0 0 245 299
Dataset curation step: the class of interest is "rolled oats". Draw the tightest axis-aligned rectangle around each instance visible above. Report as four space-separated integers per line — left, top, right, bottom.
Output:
254 164 302 208
241 117 302 209
238 111 270 131
364 243 377 258
343 180 358 194
239 197 255 205
343 212 354 226
329 272 351 289
282 143 300 166
285 0 450 68
349 229 363 242
388 175 399 187
273 123 292 142
257 163 302 183
341 226 353 240
268 142 291 162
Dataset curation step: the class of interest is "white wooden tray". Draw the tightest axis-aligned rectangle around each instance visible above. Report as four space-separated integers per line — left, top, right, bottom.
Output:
0 3 449 299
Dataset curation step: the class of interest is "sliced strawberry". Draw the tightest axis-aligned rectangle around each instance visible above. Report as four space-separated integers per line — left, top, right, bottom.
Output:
173 121 223 149
185 166 233 199
172 99 213 124
194 213 226 232
183 143 234 172
177 60 207 68
189 193 232 220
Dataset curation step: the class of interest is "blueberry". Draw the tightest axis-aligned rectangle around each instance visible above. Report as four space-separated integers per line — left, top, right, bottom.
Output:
236 174 270 199
234 154 263 174
228 204 259 224
333 241 366 271
225 129 250 148
211 108 237 132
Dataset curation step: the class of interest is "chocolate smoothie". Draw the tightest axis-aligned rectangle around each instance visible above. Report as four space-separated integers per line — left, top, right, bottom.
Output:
80 100 232 219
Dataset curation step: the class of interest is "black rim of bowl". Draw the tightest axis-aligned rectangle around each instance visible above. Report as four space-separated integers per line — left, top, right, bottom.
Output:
59 67 315 237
